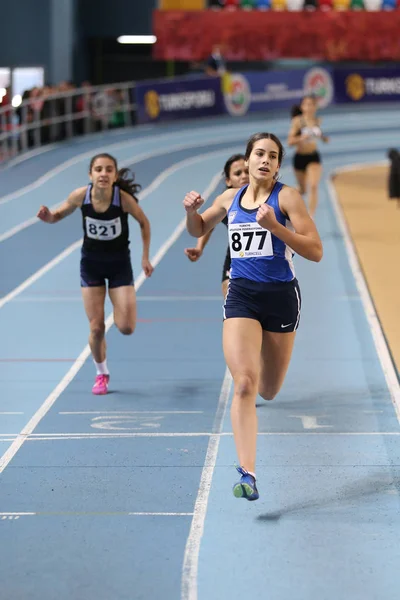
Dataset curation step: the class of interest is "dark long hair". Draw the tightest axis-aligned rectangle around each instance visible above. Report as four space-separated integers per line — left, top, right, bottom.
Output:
89 153 141 201
223 153 246 182
291 94 317 118
291 104 303 118
290 94 317 119
245 132 285 164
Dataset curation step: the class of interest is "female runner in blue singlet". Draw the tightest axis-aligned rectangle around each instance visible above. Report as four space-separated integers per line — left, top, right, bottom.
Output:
37 153 153 396
183 132 323 501
287 95 329 218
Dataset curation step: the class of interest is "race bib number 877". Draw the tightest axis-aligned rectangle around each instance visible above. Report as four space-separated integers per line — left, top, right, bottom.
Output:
85 216 122 240
229 221 273 258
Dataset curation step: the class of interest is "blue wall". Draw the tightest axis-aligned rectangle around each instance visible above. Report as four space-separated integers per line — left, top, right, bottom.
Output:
0 0 156 84
77 0 157 36
50 0 75 83
74 0 158 82
0 0 51 73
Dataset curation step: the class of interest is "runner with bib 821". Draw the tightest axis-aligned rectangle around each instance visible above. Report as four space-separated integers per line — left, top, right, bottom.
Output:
37 153 153 396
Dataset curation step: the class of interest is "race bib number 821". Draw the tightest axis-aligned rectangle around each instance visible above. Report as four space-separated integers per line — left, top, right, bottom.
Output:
229 221 273 258
85 216 122 240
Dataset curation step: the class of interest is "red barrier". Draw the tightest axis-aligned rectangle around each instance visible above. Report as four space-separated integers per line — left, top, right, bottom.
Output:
153 10 400 61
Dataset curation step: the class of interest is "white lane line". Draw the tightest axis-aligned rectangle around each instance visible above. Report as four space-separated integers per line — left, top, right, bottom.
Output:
137 296 221 302
59 411 204 415
0 217 40 244
0 171 222 474
11 297 82 302
0 511 192 517
326 172 400 424
2 126 140 170
0 512 36 516
257 432 400 436
128 513 194 517
12 295 222 303
26 433 214 439
0 240 82 310
181 367 232 600
2 431 400 441
133 145 229 202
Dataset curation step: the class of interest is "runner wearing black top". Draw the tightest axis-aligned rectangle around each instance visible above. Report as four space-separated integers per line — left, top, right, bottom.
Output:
37 153 153 395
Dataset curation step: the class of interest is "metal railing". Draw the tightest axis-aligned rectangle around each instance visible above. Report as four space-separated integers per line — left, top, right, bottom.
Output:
0 81 137 164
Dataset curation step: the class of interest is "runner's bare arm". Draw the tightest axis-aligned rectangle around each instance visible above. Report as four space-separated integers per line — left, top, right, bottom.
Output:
184 188 236 237
37 187 86 223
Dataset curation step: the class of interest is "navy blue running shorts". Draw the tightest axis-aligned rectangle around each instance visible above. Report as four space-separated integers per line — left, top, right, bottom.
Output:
223 277 301 333
80 253 134 288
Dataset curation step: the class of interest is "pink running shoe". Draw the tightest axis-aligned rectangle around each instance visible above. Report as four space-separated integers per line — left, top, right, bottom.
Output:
92 374 110 395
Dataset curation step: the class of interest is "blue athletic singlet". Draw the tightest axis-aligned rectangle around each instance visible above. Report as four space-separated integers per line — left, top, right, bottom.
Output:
227 182 295 283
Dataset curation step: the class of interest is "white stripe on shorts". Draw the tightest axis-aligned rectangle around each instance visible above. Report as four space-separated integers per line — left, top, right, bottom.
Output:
294 283 301 331
222 280 231 320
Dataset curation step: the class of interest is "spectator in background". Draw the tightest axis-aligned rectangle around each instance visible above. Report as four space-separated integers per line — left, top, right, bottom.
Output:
109 89 126 129
92 87 118 131
8 80 128 154
388 148 400 209
57 81 71 141
75 81 93 135
39 85 55 144
0 87 13 158
16 89 35 148
205 44 227 77
0 86 11 108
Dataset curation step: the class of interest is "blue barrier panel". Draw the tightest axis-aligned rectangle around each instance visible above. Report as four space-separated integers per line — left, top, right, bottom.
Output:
223 67 334 117
135 76 225 124
334 68 400 104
